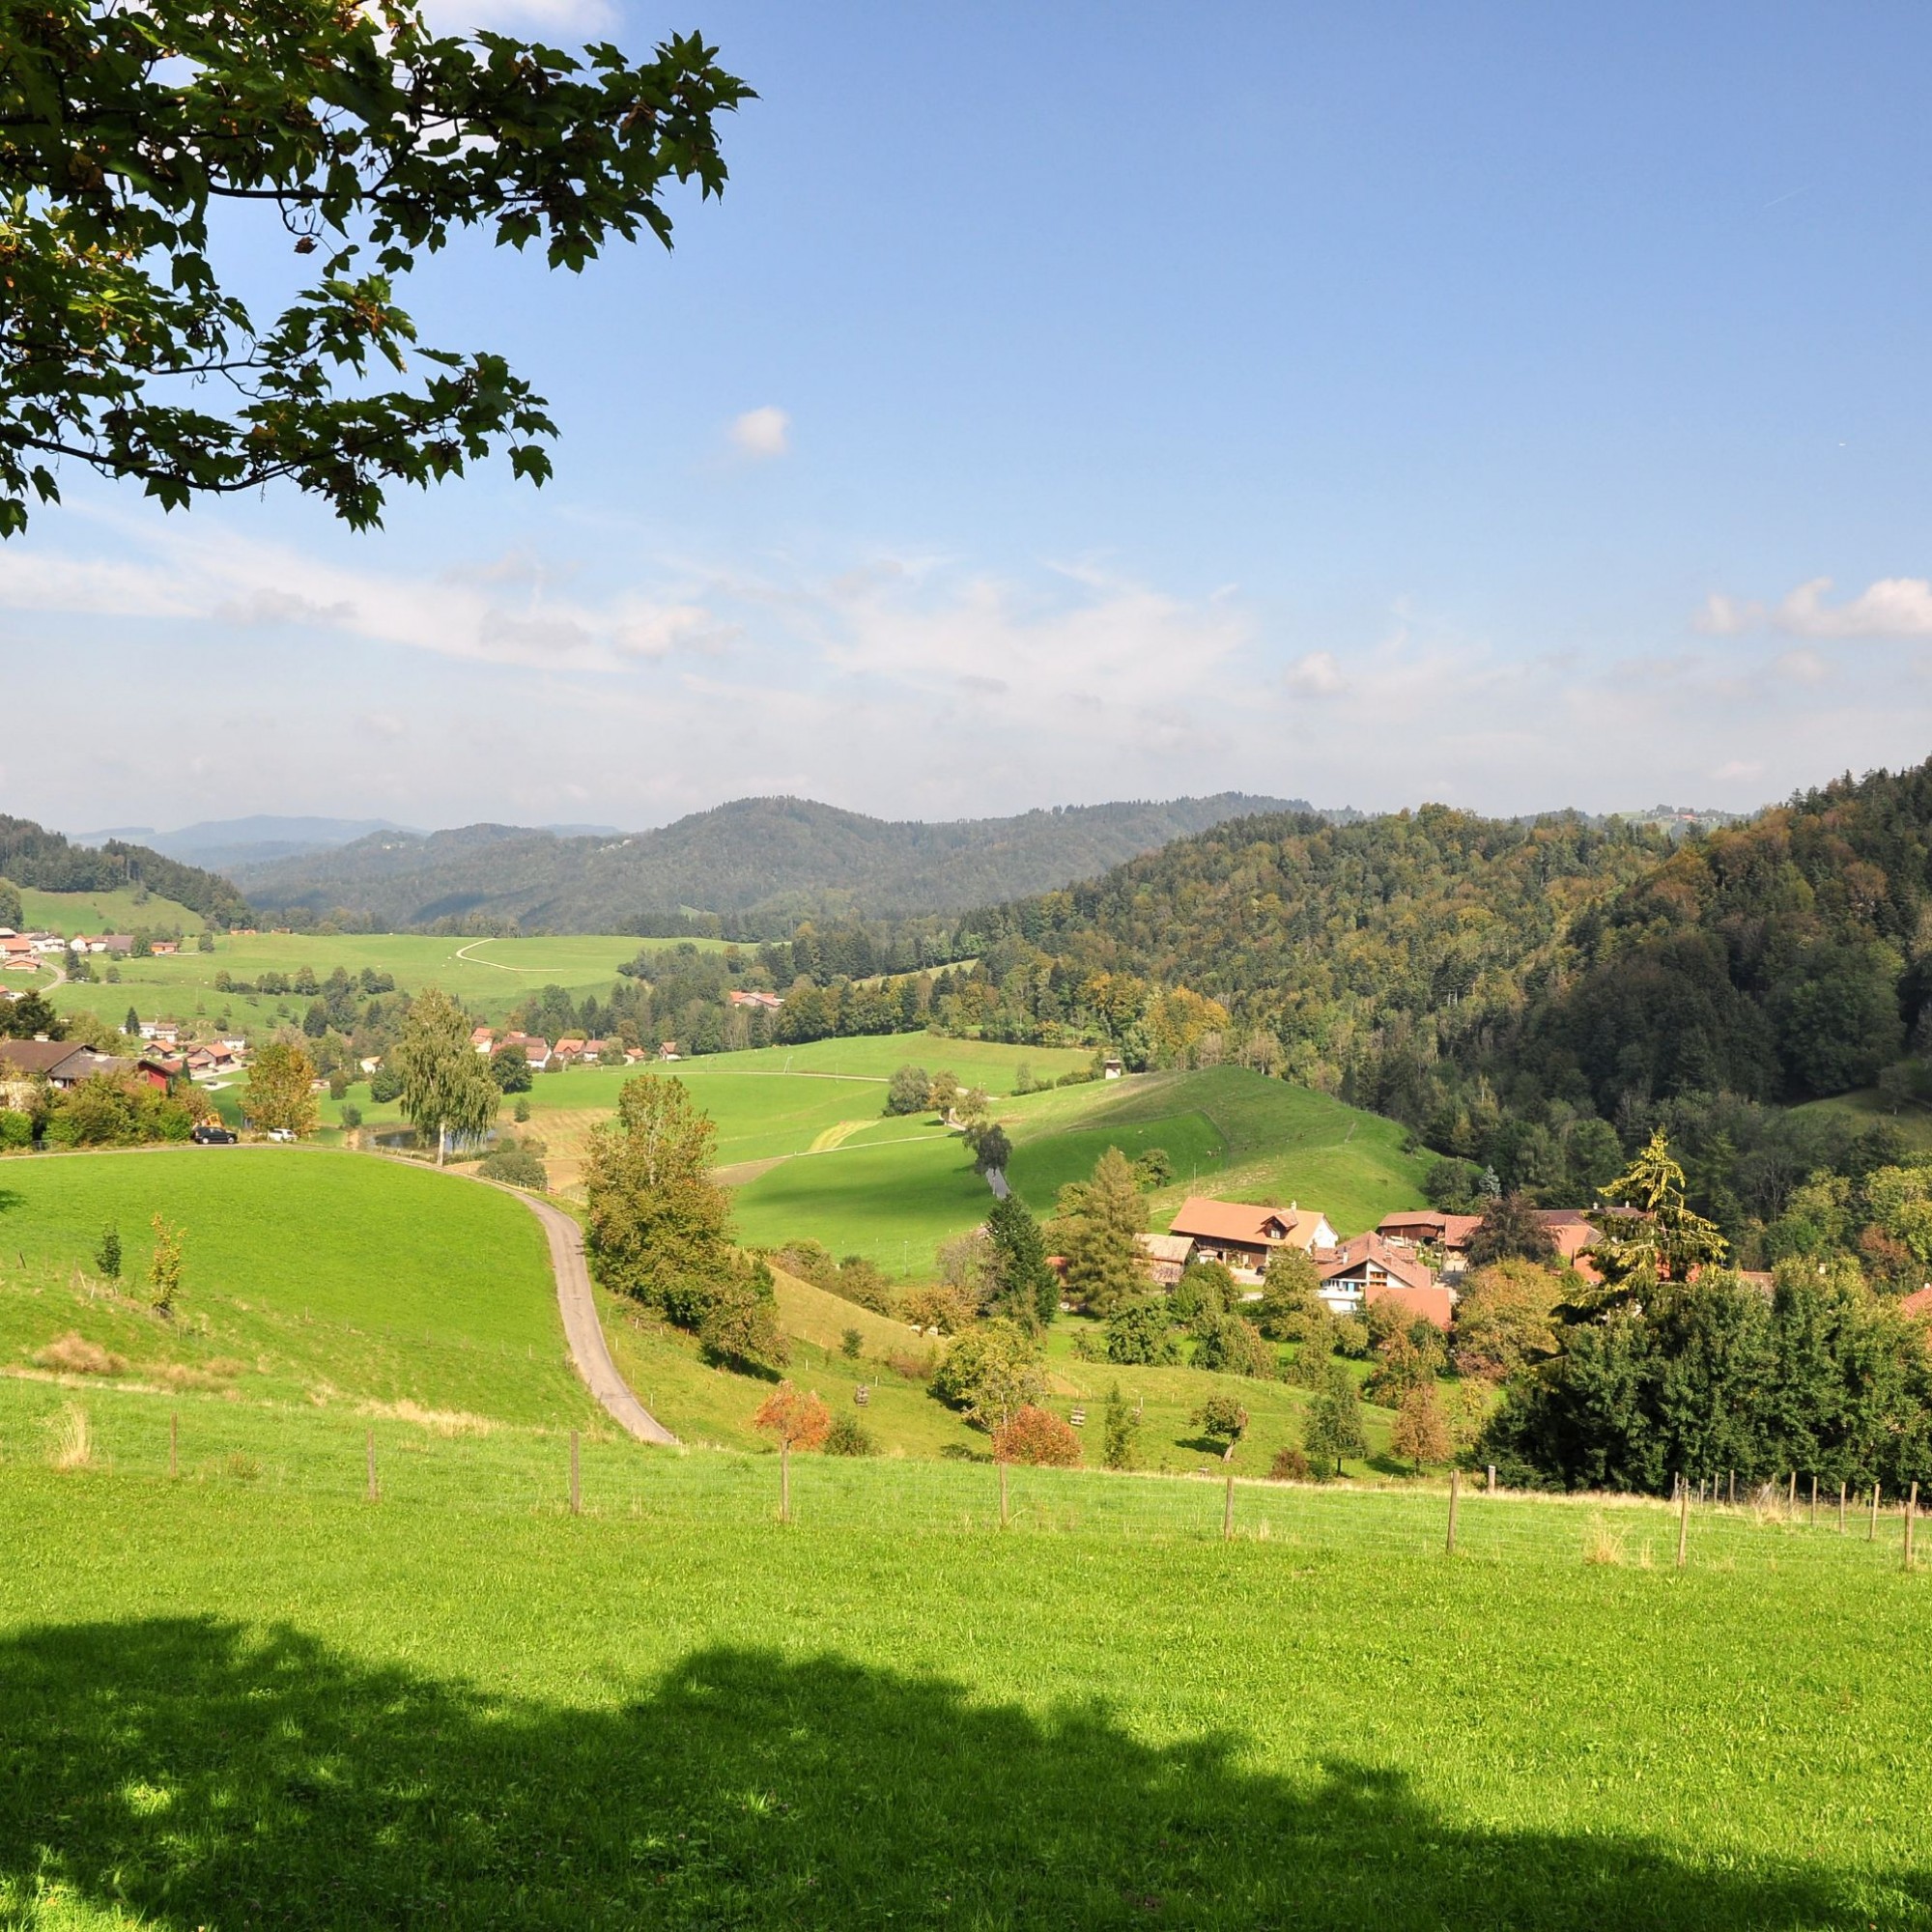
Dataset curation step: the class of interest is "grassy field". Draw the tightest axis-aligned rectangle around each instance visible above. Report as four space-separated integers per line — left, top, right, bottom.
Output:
43 930 664 1029
1793 1086 1932 1151
11 885 209 937
0 1149 587 1428
0 1397 1927 1928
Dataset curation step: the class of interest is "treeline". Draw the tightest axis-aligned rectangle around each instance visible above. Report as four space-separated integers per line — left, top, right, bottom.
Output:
0 814 253 927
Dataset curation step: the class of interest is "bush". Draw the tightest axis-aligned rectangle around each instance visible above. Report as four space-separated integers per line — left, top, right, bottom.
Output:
929 1319 1045 1429
823 1412 876 1457
697 1264 790 1374
1102 1381 1139 1470
370 1066 404 1104
901 1283 976 1334
478 1146 548 1191
1268 1444 1313 1482
884 1065 931 1116
992 1405 1082 1467
338 1102 363 1130
839 1326 864 1359
1191 1393 1248 1456
0 1109 34 1150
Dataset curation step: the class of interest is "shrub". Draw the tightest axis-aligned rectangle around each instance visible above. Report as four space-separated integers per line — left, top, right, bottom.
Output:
147 1213 185 1317
33 1331 128 1377
339 1102 363 1130
992 1405 1082 1467
697 1265 790 1374
823 1412 876 1457
370 1066 404 1103
884 1065 931 1116
1268 1444 1313 1482
43 1402 94 1471
94 1225 121 1279
478 1146 549 1191
1191 1393 1249 1458
1102 1381 1139 1470
0 1109 31 1150
839 1326 864 1359
901 1283 976 1334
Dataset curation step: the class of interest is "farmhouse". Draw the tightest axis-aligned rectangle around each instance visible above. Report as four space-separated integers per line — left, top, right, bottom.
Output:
1376 1209 1484 1253
149 940 180 955
1316 1233 1457 1329
470 1026 496 1054
1135 1231 1196 1287
69 934 133 955
1167 1196 1338 1271
725 989 783 1009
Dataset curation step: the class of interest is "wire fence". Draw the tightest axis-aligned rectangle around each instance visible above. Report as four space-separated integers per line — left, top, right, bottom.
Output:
4 1376 1928 1579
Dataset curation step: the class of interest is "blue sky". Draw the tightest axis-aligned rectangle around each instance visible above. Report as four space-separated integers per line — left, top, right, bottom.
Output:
6 1 1932 836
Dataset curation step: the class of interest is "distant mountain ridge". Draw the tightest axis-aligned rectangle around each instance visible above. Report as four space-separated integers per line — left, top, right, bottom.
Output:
233 793 1321 933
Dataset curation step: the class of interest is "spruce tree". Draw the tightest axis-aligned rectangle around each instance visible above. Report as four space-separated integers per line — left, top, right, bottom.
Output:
984 1192 1059 1325
1056 1148 1147 1318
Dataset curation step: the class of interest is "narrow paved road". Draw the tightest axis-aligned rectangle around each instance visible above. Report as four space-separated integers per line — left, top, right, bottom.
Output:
512 1184 678 1445
374 1153 677 1445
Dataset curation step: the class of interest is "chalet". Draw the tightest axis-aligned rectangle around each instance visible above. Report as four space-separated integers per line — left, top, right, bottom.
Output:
69 934 133 956
725 989 784 1009
1102 1057 1125 1080
359 1056 383 1075
470 1026 496 1055
0 1040 132 1091
138 1020 181 1044
1135 1232 1196 1287
1316 1233 1457 1330
1531 1209 1600 1266
30 935 67 954
150 940 179 956
135 1056 183 1091
553 1036 587 1065
1166 1197 1339 1273
658 1042 682 1062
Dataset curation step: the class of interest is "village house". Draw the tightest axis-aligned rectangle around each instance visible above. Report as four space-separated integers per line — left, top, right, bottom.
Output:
497 1032 551 1069
552 1036 587 1065
149 940 180 955
470 1026 496 1055
138 1020 181 1045
0 1039 133 1093
1315 1233 1458 1329
725 989 784 1009
1166 1196 1339 1277
69 934 133 956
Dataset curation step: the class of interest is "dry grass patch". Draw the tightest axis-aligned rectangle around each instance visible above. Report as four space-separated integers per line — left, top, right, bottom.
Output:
365 1400 496 1437
43 1401 96 1470
1582 1515 1627 1566
33 1332 128 1378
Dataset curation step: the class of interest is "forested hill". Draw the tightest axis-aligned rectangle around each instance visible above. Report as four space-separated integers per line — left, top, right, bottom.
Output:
939 761 1932 1239
232 793 1312 933
0 815 252 928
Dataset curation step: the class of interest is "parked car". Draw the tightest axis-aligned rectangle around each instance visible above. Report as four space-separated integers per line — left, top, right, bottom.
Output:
266 1127 296 1144
190 1123 237 1145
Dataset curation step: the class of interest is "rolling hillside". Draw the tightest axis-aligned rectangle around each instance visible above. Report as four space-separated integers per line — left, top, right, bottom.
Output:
231 792 1311 932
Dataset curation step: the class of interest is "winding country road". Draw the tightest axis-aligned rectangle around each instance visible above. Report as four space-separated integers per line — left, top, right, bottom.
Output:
374 1153 678 1445
509 1184 678 1445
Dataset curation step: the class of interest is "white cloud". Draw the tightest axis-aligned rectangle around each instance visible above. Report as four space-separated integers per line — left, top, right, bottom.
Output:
1285 650 1346 696
728 407 792 461
1699 576 1932 639
1713 759 1764 781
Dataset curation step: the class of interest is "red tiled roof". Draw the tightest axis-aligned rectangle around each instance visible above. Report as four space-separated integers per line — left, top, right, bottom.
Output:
1168 1196 1328 1249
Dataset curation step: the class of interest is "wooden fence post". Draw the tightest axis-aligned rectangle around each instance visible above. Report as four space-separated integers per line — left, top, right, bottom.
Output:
365 1428 378 1503
570 1430 581 1517
1223 1465 1235 1543
1839 1480 1847 1535
1677 1480 1689 1570
1445 1467 1461 1556
999 1457 1009 1530
1870 1482 1881 1542
1810 1474 1818 1528
1786 1471 1797 1515
1728 1469 1736 1506
1488 1464 1496 1493
169 1410 178 1482
1908 1482 1918 1573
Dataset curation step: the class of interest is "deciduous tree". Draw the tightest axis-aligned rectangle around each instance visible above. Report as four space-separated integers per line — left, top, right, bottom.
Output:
1303 1362 1369 1475
1389 1379 1451 1473
0 0 749 534
394 987 497 1164
245 1039 320 1138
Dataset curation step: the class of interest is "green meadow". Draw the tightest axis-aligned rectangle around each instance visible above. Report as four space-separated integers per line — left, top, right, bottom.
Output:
13 886 210 937
43 927 664 1029
2 1409 1929 1929
3 1147 1929 1927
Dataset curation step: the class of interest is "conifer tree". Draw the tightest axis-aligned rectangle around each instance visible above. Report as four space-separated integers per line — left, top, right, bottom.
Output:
984 1192 1059 1326
1056 1147 1147 1318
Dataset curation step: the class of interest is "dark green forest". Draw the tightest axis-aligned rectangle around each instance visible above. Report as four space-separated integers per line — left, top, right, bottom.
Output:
935 761 1932 1261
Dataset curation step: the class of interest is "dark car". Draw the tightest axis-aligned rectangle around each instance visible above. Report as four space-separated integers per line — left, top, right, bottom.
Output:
190 1123 238 1145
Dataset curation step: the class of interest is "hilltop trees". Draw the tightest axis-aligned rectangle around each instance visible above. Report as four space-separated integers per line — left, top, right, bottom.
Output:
394 988 498 1164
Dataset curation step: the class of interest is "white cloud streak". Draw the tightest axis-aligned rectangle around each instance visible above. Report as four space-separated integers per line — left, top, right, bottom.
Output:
1699 576 1932 639
728 407 791 461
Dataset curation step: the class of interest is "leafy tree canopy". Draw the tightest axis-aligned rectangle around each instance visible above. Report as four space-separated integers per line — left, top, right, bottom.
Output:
0 0 749 533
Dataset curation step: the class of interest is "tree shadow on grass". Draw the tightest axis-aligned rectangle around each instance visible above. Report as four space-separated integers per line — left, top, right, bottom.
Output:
0 1618 1920 1929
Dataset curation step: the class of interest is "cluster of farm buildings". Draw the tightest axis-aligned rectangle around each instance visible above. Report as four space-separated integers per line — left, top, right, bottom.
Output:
1136 1197 1602 1328
468 1025 659 1069
0 929 184 972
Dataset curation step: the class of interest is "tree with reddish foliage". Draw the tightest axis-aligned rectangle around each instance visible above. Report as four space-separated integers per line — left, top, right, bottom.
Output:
753 1381 831 1522
992 1405 1082 1468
